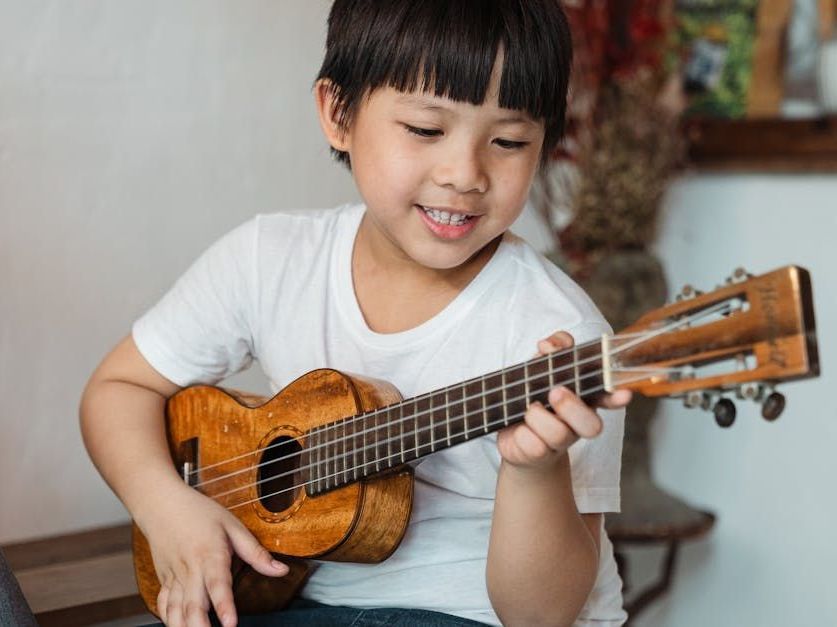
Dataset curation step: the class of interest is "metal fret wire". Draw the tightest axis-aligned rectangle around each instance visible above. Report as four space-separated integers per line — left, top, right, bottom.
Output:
225 369 661 511
189 299 733 491
212 362 685 506
192 343 602 492
204 363 611 501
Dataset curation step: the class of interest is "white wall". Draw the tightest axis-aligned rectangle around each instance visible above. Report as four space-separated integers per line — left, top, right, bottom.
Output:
0 0 357 542
1 2 835 626
634 175 837 627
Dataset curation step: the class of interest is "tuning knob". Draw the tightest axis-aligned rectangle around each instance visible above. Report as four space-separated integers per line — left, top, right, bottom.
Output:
726 267 753 284
713 398 737 428
683 391 704 409
737 382 765 401
761 392 786 421
676 284 704 301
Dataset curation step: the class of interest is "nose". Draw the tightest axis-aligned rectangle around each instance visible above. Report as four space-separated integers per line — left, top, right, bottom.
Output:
431 142 489 194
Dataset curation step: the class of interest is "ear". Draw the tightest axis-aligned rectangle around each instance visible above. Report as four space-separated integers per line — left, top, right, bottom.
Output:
314 79 351 153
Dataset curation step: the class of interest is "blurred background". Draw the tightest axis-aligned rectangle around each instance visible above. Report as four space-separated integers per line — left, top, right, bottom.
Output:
0 1 834 626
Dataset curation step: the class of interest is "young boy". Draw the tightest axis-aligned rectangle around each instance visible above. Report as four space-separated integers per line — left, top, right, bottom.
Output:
80 1 631 626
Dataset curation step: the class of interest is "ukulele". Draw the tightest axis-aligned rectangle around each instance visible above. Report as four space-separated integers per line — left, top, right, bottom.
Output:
133 265 819 616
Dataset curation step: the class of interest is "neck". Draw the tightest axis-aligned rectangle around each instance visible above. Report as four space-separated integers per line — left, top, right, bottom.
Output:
304 337 606 495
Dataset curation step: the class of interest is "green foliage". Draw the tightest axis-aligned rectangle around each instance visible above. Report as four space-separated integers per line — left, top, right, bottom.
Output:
675 0 759 117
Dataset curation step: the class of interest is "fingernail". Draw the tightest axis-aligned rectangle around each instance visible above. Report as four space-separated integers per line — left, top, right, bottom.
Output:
271 559 288 573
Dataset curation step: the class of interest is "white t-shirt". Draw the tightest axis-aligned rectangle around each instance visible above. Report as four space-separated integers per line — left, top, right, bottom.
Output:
132 204 627 626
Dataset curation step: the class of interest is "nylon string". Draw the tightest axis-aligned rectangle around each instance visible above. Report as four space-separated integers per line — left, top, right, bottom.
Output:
188 297 733 492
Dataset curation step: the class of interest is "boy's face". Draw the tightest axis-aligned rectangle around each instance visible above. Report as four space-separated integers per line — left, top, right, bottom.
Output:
318 63 545 273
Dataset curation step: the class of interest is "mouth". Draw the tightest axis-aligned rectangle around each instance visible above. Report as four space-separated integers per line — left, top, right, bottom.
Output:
416 205 481 240
417 205 479 226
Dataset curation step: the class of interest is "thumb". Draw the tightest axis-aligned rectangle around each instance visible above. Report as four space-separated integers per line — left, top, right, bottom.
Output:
225 519 289 577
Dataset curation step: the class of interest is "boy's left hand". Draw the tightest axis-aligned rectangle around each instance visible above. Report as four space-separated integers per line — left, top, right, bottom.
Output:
496 331 631 470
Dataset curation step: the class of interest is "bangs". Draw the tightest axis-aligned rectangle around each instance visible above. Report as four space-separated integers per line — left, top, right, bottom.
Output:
317 0 573 164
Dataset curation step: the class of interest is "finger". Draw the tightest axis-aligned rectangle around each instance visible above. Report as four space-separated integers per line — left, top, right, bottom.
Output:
598 389 632 409
510 420 554 460
166 581 185 627
183 574 211 627
204 556 237 627
545 331 574 350
226 520 289 577
535 330 574 357
548 387 603 439
157 584 170 625
524 400 578 452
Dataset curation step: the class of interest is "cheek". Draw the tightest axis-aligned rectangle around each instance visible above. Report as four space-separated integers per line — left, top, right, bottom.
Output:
353 142 424 206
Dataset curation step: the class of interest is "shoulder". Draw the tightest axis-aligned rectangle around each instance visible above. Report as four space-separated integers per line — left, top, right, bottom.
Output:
198 204 362 272
497 233 611 353
252 203 363 241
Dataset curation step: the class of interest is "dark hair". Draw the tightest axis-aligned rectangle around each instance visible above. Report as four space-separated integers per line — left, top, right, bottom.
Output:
316 0 573 167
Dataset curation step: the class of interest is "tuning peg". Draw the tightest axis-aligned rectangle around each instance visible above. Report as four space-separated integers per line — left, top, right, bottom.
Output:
675 284 704 301
726 267 753 285
736 382 765 402
761 391 786 421
713 398 737 428
683 390 704 409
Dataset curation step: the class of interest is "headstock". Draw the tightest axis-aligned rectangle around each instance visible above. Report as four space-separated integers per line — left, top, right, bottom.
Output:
607 266 819 427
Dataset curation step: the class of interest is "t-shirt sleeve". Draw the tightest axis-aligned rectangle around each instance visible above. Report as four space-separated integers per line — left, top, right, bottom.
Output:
132 218 259 387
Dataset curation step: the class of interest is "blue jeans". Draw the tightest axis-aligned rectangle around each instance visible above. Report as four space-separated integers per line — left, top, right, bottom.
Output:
144 598 487 626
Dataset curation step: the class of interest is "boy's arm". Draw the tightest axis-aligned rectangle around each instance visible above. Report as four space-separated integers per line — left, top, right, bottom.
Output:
486 332 628 627
487 459 601 627
80 335 287 627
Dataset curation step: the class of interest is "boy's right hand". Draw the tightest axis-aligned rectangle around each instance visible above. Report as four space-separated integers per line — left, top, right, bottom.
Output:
139 481 289 627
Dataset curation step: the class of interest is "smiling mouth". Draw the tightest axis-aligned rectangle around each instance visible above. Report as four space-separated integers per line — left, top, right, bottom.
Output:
418 205 477 226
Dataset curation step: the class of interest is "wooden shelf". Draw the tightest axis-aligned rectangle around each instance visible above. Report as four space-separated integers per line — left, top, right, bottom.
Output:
685 116 837 172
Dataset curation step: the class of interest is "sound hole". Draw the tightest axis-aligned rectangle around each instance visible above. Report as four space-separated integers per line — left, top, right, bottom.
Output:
258 435 301 513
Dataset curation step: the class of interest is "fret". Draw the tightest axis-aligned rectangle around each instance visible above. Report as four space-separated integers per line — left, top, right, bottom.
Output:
308 427 323 492
481 376 488 432
504 364 528 423
399 403 406 463
576 342 605 403
386 407 392 470
341 417 348 485
352 416 359 482
446 385 466 446
374 410 381 473
325 424 332 490
524 361 530 407
501 370 509 425
414 394 433 458
429 393 435 452
414 397 420 460
573 343 581 396
483 372 504 430
461 383 469 439
319 427 326 491
464 380 484 440
444 389 451 447
549 352 555 390
362 411 368 478
527 356 551 408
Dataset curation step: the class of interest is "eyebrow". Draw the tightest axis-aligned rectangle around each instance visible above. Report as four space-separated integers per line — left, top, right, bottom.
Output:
395 94 537 126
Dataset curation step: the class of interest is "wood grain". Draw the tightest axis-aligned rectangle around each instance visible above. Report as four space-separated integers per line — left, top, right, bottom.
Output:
133 369 415 617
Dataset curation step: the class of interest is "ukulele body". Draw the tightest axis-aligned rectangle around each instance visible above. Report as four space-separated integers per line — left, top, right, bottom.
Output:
132 368 414 616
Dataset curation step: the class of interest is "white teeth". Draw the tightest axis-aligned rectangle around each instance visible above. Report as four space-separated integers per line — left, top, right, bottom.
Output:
421 206 471 226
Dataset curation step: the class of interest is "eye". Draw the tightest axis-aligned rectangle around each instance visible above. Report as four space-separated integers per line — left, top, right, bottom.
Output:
404 124 443 138
494 138 529 150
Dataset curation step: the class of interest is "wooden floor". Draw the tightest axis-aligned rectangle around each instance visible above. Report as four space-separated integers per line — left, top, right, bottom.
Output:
2 523 154 626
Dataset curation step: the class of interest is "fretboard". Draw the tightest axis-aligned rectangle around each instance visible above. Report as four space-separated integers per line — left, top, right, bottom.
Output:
303 339 605 496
